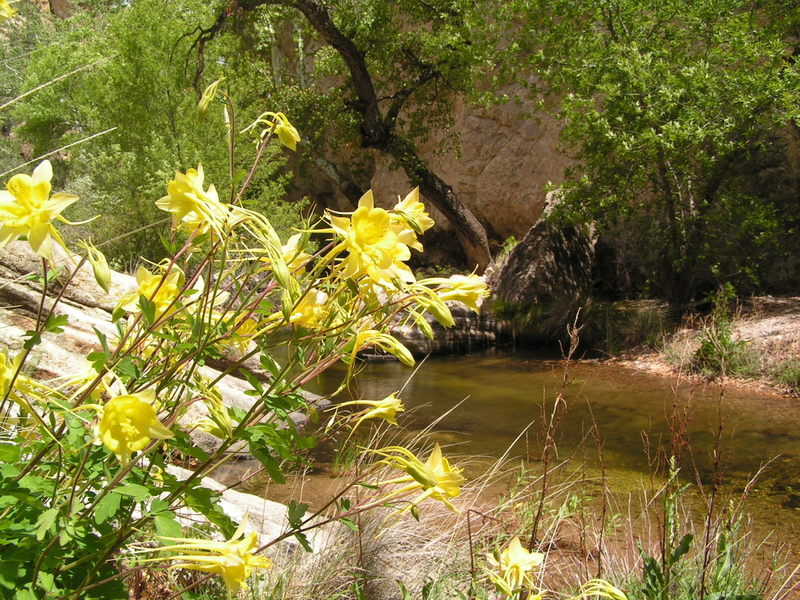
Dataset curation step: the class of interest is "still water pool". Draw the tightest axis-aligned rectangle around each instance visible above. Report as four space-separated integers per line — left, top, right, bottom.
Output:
308 349 800 546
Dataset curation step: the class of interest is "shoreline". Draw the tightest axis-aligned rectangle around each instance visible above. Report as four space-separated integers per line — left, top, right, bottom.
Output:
600 295 800 399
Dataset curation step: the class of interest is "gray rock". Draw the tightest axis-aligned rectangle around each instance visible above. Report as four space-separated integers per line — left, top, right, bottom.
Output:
389 302 496 357
491 219 595 309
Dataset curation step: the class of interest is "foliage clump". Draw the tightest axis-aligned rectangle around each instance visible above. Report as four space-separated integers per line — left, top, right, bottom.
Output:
520 0 800 301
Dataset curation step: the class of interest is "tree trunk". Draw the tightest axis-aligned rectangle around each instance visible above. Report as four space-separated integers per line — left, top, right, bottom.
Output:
240 0 493 269
387 135 491 270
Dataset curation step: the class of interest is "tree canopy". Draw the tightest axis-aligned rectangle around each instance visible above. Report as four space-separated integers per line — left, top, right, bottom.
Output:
519 0 800 301
3 0 800 299
2 0 299 264
190 0 516 268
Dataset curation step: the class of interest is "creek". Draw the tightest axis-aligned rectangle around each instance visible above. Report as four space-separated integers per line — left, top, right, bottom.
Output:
306 349 800 552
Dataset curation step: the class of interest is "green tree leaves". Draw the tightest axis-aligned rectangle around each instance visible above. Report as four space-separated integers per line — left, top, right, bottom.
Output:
521 0 800 300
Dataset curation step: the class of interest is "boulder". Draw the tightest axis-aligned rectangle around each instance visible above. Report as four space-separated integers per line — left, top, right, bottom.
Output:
491 219 595 308
369 84 572 245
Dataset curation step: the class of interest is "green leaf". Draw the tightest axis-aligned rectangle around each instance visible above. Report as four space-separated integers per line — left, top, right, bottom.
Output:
114 483 150 500
241 367 265 396
154 513 183 539
14 586 37 600
115 356 139 379
94 492 122 524
250 446 286 484
35 571 57 594
397 580 412 600
169 430 210 463
340 517 358 531
0 443 21 463
356 482 380 490
183 486 236 539
0 559 25 590
293 531 312 552
94 327 110 354
670 533 693 564
287 501 308 528
138 295 156 325
35 508 59 541
43 313 68 334
22 330 41 350
148 498 170 515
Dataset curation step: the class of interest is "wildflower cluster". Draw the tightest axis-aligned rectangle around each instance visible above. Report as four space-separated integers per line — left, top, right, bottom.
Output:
0 95 491 596
483 536 629 600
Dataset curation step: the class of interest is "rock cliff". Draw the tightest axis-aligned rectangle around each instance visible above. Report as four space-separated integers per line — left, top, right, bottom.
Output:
371 88 570 244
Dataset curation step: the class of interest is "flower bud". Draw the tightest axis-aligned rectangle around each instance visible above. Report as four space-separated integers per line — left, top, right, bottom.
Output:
197 77 225 121
78 240 111 293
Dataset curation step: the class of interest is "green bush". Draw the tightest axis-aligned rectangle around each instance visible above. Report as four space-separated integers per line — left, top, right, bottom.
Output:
692 285 761 378
771 359 800 394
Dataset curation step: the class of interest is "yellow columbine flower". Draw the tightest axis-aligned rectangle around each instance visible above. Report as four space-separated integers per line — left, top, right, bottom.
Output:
281 233 312 272
487 536 545 593
196 379 234 439
291 289 330 329
115 264 184 322
338 392 405 430
0 348 17 399
348 330 415 379
0 0 16 23
329 190 415 285
244 111 301 151
0 160 79 258
374 443 465 514
227 316 257 354
572 579 629 600
421 273 489 313
390 187 434 251
94 390 173 468
156 164 235 237
258 232 312 276
153 521 272 595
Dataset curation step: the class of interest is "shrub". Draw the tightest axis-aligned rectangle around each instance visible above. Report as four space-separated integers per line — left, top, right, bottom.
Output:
692 285 761 379
771 359 800 394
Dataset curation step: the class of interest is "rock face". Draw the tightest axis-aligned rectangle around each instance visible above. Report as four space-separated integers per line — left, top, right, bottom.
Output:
389 303 495 357
0 242 322 454
491 220 595 308
302 84 571 266
370 88 571 244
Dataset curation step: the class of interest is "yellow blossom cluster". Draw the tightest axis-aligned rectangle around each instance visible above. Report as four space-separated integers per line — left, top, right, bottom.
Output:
155 164 236 238
487 536 545 595
374 443 465 514
0 124 498 598
0 0 16 23
148 521 272 595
